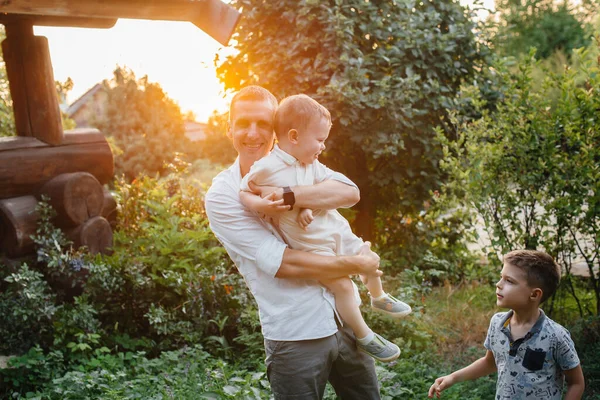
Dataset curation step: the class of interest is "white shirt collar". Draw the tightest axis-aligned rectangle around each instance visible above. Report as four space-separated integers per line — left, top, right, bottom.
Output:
272 144 298 166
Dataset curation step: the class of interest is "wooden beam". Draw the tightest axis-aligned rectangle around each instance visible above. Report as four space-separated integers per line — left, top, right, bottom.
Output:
1 21 33 137
2 21 64 144
0 14 117 29
0 0 241 46
0 129 114 199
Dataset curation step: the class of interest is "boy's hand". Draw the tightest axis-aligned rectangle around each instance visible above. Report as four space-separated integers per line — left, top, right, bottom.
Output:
297 208 314 230
428 375 455 398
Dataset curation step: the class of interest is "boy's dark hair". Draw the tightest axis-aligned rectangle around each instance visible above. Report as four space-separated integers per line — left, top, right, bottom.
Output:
274 94 331 139
504 250 560 303
229 85 278 121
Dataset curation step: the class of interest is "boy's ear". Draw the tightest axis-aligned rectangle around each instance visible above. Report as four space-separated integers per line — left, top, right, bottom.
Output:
530 288 543 302
288 129 299 144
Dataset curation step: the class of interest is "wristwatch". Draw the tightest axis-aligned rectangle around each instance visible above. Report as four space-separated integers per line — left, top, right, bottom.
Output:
282 186 295 210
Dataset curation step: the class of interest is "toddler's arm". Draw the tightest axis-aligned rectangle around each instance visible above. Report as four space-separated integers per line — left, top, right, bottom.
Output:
564 365 585 400
240 190 289 217
428 350 496 398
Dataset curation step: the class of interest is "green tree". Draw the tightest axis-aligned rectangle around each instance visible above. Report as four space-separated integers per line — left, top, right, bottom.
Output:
491 0 592 59
440 48 600 315
95 67 190 180
194 110 236 166
217 0 488 240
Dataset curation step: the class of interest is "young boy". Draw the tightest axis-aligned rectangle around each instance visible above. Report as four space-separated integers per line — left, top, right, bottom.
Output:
239 94 411 363
429 250 585 399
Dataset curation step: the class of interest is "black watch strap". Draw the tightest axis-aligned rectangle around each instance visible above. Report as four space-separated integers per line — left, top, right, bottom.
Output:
282 186 295 210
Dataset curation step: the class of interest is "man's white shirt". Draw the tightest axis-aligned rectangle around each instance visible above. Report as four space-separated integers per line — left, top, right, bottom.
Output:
205 155 358 341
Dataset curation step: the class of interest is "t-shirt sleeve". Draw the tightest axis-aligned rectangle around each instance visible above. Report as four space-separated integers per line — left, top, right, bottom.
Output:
205 181 287 278
484 313 500 350
313 160 358 188
555 327 580 371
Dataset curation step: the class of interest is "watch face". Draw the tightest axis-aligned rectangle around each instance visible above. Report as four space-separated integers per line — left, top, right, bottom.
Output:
283 187 295 208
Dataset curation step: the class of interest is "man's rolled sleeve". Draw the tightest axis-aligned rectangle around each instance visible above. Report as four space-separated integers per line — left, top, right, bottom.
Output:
255 236 287 278
205 182 287 277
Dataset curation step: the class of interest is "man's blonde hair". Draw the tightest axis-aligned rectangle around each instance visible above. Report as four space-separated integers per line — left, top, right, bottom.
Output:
229 85 278 122
274 94 331 139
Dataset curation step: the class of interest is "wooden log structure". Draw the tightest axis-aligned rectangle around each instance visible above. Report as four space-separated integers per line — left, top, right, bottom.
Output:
1 20 63 144
39 172 104 227
0 188 117 256
0 196 39 257
0 128 114 200
101 188 118 230
67 216 113 255
0 0 240 46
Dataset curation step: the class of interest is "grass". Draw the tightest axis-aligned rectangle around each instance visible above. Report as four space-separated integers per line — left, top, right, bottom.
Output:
9 283 598 399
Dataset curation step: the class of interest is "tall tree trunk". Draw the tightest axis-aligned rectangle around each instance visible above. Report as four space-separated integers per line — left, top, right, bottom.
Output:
354 190 375 242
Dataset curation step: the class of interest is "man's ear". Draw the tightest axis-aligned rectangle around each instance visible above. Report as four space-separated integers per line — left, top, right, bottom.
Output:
288 129 299 144
530 288 543 302
226 121 233 140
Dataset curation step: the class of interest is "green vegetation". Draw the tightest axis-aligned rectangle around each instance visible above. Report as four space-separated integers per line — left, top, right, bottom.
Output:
1 2 599 398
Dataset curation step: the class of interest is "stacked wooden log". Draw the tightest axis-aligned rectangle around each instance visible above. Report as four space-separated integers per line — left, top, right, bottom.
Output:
0 128 115 257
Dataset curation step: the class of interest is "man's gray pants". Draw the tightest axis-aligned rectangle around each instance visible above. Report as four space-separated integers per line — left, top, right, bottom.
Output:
265 324 380 399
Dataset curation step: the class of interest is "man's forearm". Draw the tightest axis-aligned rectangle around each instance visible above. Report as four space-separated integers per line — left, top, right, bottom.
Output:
276 247 378 280
294 180 359 210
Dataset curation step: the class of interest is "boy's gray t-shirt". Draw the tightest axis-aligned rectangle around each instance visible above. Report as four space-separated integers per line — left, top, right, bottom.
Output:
484 310 580 399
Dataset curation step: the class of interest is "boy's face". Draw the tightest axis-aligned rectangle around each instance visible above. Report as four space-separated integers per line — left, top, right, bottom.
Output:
496 262 540 310
293 116 330 165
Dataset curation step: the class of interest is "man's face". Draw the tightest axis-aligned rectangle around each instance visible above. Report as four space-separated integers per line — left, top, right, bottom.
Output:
228 99 276 168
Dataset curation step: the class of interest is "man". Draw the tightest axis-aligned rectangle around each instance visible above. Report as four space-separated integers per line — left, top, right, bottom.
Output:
205 86 382 399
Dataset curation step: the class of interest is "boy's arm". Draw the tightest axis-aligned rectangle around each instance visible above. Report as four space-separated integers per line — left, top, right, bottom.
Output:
428 350 496 398
563 365 585 400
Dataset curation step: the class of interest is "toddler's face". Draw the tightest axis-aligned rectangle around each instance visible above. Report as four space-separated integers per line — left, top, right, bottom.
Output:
294 116 330 165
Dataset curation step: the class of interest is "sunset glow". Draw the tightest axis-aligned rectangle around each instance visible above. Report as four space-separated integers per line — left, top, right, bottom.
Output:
36 1 495 123
36 19 233 122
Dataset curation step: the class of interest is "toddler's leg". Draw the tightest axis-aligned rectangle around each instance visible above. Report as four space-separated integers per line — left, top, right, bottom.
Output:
359 274 412 319
321 277 400 363
321 277 370 338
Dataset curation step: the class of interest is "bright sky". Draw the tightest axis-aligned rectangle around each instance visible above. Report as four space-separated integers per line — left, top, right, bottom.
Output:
36 0 495 123
36 19 232 122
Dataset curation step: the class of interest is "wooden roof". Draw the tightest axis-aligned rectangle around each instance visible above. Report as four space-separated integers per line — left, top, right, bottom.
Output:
0 0 240 46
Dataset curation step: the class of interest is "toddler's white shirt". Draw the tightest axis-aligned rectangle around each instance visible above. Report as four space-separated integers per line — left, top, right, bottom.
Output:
240 145 364 257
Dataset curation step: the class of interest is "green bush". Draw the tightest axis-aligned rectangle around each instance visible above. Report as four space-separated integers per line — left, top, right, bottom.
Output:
0 168 261 395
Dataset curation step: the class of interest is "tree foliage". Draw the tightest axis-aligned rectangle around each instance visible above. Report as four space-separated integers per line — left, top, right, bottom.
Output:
217 0 488 240
194 110 236 166
94 67 191 180
440 48 600 315
491 0 592 59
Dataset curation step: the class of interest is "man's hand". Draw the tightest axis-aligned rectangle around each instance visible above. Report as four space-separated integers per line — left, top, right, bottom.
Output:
356 242 382 277
297 208 314 230
248 181 283 200
428 375 455 398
